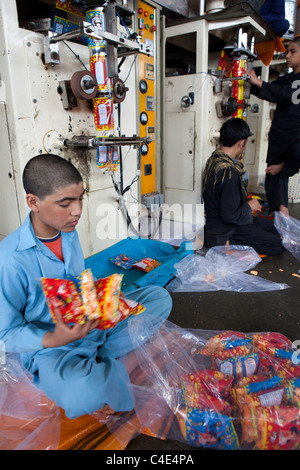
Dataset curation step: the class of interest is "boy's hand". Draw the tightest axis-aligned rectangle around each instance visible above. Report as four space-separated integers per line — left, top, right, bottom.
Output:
245 68 263 88
42 311 99 348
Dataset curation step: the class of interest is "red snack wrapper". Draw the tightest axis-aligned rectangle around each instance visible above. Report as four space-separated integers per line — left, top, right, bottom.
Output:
118 292 145 319
94 274 123 329
133 258 161 273
183 370 234 402
255 405 300 450
181 374 232 415
200 331 249 356
41 278 85 324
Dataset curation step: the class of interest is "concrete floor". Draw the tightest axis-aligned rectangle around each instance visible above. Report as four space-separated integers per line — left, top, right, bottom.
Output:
126 203 300 451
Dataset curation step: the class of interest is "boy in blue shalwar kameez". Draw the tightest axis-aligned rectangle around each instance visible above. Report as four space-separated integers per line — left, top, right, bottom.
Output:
0 154 172 419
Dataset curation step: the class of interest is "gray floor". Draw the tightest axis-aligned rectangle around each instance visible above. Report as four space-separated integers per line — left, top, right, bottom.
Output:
126 203 300 451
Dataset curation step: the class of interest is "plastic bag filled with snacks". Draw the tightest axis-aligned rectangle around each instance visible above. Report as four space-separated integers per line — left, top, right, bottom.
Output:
41 269 144 329
116 319 300 450
167 245 290 292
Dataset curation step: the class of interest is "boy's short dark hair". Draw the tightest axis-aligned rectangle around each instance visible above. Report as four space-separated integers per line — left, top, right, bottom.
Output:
23 154 83 199
219 118 253 147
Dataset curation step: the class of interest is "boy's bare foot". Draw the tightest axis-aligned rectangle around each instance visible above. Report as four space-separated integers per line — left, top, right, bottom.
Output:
265 162 284 175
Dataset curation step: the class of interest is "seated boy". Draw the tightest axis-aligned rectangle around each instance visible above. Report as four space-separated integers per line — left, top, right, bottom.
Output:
202 118 284 256
0 154 172 419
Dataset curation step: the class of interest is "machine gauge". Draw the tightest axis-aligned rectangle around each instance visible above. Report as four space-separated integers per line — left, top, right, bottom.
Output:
140 111 148 125
141 143 149 155
139 79 148 94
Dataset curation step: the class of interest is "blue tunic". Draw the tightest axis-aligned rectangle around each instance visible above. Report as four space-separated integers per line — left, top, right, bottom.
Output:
0 214 172 418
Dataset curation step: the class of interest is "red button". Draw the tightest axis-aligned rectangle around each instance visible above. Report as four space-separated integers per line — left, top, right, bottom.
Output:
150 25 157 32
138 8 143 14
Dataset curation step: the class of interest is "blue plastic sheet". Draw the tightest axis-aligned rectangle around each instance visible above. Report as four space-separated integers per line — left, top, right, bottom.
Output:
85 237 193 292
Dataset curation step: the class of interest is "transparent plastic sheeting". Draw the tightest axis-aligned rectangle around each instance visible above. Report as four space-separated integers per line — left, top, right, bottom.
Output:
0 353 61 450
1 320 300 450
120 318 300 450
274 212 300 262
167 245 290 293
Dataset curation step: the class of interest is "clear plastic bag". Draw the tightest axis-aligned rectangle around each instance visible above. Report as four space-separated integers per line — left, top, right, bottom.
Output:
0 353 61 450
119 318 300 450
274 212 300 262
167 245 290 292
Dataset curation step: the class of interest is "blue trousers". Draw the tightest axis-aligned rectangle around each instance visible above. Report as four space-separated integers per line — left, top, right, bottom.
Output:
29 286 172 419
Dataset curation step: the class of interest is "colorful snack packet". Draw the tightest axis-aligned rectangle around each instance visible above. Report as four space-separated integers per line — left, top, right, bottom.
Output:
133 257 161 272
232 376 283 411
110 254 137 270
283 378 300 407
182 370 234 402
176 407 239 450
118 292 145 319
79 269 101 320
215 353 259 381
212 344 252 362
181 383 232 415
94 274 123 329
200 331 250 356
254 405 300 450
41 278 85 324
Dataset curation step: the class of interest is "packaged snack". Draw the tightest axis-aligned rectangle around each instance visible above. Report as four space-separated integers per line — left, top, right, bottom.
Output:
200 331 249 356
41 278 85 324
259 355 300 378
212 344 252 362
215 353 259 381
244 387 285 408
110 254 137 270
184 370 234 402
79 269 101 320
181 376 232 415
176 407 239 450
232 376 283 411
255 405 300 450
118 292 145 319
283 378 300 407
94 274 123 329
133 258 161 273
252 332 292 351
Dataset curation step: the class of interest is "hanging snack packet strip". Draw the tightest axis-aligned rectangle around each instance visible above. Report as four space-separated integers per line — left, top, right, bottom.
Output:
41 278 86 324
94 274 123 329
80 269 101 320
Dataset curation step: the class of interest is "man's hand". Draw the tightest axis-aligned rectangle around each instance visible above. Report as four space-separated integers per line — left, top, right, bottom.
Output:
247 198 262 212
245 68 263 88
42 311 99 348
265 162 284 175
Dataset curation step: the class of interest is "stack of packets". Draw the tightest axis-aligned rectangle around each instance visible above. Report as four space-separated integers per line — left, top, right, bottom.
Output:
175 330 300 450
41 269 145 330
110 254 161 273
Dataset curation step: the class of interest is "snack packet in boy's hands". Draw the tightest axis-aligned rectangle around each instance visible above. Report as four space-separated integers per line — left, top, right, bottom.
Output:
79 269 101 320
41 278 85 324
133 257 161 272
94 274 123 329
110 254 137 270
118 292 145 319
